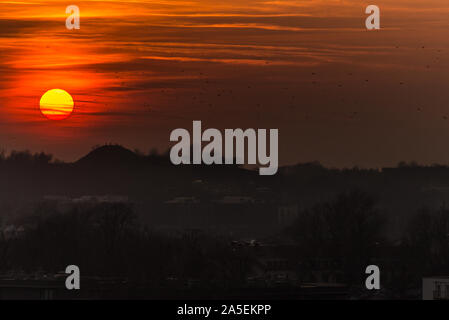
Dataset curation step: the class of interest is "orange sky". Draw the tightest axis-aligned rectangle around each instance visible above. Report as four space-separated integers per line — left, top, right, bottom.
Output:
0 0 448 167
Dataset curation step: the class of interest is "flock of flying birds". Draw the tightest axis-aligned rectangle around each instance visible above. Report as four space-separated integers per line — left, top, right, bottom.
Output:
108 45 445 122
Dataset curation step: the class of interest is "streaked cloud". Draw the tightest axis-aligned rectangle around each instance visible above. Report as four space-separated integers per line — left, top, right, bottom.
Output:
0 0 448 166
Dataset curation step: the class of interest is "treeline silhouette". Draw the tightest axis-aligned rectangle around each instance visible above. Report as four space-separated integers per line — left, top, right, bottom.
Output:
0 201 253 288
285 191 449 296
286 191 385 286
0 190 447 297
1 145 449 297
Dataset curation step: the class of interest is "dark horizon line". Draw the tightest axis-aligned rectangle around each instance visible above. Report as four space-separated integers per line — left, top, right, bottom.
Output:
2 143 449 172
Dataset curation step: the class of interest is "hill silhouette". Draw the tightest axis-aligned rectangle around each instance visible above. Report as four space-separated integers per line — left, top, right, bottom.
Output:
2 145 449 239
75 145 141 168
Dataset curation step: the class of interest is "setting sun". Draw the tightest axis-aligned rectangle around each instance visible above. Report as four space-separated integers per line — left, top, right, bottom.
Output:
39 89 74 121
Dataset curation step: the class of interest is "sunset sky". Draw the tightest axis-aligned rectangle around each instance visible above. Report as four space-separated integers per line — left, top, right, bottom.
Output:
0 0 448 168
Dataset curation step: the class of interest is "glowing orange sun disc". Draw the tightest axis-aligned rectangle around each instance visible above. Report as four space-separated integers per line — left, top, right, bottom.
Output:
39 89 74 120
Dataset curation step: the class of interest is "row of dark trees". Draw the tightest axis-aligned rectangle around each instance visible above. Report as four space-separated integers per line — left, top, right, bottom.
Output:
286 190 449 295
286 191 385 285
0 190 448 297
0 202 252 288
